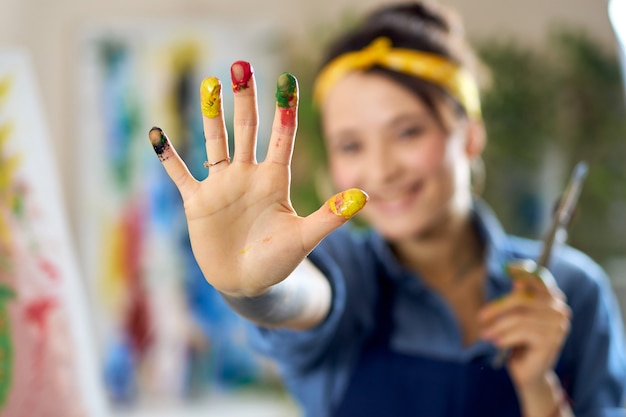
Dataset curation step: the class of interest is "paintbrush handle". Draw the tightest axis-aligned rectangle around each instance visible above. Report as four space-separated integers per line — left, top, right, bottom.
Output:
492 161 588 369
537 161 588 268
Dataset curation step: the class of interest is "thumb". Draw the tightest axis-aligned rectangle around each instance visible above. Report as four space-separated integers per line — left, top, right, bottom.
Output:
300 188 369 252
506 259 557 296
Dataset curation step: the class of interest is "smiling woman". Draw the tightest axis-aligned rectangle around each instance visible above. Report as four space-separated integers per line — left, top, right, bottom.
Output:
149 1 626 416
320 70 480 241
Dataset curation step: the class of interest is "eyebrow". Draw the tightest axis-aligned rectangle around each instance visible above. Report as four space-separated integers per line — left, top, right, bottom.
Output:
384 111 429 128
326 110 430 141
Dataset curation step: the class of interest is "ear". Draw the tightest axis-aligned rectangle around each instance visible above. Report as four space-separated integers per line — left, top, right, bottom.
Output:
465 120 486 160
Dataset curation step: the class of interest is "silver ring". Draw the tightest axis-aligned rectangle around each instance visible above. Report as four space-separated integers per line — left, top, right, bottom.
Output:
203 157 230 168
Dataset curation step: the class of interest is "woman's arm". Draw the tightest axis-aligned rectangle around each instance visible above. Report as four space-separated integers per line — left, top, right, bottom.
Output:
148 62 367 328
222 258 331 330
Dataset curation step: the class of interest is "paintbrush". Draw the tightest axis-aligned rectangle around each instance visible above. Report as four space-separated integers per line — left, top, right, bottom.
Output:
491 160 589 368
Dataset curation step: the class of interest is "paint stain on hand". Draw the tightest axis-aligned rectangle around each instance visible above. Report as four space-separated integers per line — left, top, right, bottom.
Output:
200 77 222 118
327 189 369 219
231 61 253 92
148 127 171 161
275 73 298 126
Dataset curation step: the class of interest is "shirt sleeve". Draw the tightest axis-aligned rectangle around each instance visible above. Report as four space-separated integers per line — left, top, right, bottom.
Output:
244 226 378 373
553 248 626 416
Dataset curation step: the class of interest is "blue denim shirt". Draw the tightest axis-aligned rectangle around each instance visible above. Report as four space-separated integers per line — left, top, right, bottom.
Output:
247 201 626 417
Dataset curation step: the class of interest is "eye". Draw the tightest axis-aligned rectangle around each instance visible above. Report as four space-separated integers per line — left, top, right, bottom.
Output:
335 140 362 154
397 125 425 140
329 134 363 155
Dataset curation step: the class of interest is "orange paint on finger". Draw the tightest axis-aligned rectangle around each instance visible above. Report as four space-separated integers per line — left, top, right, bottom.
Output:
327 188 369 219
200 76 222 118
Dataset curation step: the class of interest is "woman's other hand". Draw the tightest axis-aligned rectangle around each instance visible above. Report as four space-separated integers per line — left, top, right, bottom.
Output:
479 260 571 392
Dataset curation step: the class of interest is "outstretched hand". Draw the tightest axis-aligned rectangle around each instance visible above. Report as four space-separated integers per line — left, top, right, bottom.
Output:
148 61 367 297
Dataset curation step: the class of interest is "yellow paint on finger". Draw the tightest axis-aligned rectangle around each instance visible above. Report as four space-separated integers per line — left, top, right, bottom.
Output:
200 77 222 118
327 188 369 219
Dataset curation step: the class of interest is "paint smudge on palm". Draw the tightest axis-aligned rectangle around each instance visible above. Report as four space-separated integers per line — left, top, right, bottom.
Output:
239 236 273 255
327 188 369 219
275 73 298 126
148 127 171 161
231 61 253 92
200 77 222 118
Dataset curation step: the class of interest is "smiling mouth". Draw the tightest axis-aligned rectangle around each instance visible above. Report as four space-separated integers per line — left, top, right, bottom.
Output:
369 182 424 214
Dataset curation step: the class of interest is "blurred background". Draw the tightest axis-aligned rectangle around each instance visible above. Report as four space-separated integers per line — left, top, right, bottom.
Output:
0 0 624 416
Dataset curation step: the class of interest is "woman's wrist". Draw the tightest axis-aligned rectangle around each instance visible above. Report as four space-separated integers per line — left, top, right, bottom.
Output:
221 259 331 330
516 371 573 417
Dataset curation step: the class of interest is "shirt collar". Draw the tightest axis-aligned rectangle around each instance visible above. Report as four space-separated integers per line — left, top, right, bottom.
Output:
471 198 515 298
366 198 515 298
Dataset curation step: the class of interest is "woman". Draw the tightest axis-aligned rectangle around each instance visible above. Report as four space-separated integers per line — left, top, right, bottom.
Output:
148 1 626 416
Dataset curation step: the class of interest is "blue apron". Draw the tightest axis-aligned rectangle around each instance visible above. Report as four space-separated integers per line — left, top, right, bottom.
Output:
332 274 523 417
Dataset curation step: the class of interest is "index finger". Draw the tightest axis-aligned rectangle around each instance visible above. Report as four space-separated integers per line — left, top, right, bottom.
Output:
148 127 199 200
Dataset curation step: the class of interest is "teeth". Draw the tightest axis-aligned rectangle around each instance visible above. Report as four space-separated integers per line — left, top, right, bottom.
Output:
376 190 413 202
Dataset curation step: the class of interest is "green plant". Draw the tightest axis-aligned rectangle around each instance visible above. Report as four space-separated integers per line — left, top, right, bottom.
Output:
478 28 626 264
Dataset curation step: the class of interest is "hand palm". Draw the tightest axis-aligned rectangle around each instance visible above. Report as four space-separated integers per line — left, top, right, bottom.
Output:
185 162 307 296
149 63 367 297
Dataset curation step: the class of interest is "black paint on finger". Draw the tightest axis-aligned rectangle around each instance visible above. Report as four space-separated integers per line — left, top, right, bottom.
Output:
149 126 171 161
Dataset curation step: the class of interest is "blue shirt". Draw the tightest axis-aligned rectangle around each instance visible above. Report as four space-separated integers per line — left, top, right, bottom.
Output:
247 201 626 417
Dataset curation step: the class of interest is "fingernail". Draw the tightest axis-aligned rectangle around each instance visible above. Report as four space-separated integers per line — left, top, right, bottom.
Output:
276 72 298 126
327 189 369 219
231 61 253 92
200 76 222 118
148 126 171 161
276 72 298 109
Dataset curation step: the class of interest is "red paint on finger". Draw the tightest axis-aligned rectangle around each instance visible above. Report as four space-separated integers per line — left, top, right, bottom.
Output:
280 108 297 126
231 61 253 92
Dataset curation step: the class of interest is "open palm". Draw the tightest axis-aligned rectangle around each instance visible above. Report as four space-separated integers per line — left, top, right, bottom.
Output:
149 62 367 297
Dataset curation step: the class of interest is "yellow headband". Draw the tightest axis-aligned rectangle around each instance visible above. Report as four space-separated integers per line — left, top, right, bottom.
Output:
313 37 482 120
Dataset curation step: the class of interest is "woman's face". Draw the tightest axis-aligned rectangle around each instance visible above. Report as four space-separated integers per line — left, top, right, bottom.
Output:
321 72 479 241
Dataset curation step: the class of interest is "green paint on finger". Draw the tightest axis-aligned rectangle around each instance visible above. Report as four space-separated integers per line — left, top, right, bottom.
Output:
276 73 297 109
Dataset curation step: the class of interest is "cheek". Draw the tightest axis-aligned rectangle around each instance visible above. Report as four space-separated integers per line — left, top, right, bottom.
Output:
402 139 448 176
329 157 360 190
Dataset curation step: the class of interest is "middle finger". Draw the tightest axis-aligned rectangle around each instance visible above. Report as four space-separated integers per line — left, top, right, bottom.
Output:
231 61 258 164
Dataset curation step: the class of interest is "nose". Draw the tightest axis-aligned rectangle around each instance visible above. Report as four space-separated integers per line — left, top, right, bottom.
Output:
367 142 401 186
